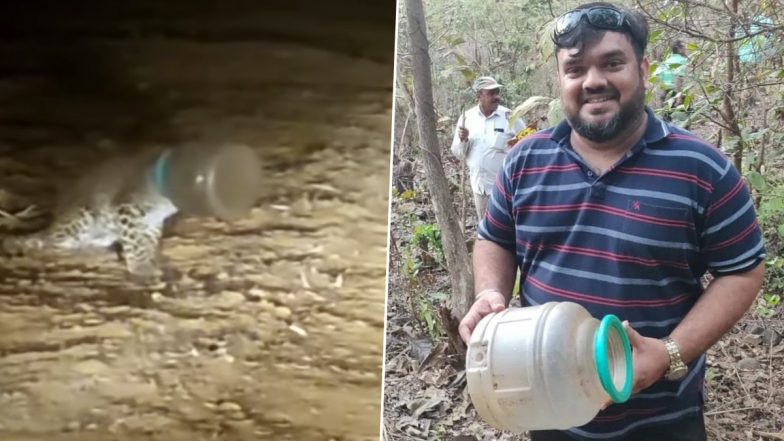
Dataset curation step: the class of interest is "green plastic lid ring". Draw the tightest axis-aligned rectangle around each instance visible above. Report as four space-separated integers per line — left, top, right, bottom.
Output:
594 314 633 403
152 149 173 196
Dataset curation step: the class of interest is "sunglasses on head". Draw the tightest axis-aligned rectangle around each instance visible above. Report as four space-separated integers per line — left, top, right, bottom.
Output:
553 6 629 38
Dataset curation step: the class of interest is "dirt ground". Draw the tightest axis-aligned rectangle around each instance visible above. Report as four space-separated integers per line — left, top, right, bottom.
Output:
383 147 784 441
0 2 394 441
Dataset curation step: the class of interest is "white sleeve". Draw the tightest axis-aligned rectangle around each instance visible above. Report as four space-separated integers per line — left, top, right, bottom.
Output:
450 113 469 159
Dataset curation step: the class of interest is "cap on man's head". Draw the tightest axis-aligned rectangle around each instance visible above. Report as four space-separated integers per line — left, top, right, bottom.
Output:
473 76 502 93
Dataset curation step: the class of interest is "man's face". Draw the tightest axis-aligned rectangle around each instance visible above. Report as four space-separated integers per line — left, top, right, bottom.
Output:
556 31 649 143
478 88 501 112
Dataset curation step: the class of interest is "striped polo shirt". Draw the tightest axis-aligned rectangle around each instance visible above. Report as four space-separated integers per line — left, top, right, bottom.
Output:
478 107 766 440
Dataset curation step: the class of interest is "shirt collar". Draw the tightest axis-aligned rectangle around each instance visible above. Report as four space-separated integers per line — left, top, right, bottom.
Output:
550 106 670 145
474 105 506 119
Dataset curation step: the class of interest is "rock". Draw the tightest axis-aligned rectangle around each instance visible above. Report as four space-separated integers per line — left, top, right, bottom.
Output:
72 359 109 375
216 291 246 309
761 329 782 346
289 324 308 337
75 303 95 313
247 288 266 301
217 401 243 413
410 338 434 364
742 334 763 346
290 196 313 216
737 357 761 370
83 316 105 326
273 306 292 320
205 277 232 294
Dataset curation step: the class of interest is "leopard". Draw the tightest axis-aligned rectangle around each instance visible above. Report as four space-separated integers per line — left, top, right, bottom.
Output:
1 147 179 278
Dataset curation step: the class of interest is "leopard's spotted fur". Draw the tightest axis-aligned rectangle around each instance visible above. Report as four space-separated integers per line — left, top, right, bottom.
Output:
2 148 178 277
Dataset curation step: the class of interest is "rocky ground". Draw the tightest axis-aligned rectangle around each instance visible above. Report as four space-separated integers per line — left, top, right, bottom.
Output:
0 2 394 441
383 145 784 441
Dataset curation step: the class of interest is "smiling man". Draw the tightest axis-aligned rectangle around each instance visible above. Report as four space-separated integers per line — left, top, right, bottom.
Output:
458 3 765 441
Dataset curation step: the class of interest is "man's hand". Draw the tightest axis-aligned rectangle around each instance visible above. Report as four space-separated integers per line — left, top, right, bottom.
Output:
506 137 518 148
600 321 670 410
624 321 670 394
458 290 507 343
458 127 469 143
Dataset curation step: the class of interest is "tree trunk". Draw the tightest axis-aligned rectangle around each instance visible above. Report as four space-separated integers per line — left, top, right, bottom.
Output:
723 0 743 171
404 0 474 353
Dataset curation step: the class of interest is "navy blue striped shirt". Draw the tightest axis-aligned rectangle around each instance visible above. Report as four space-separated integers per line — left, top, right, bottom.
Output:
478 107 765 439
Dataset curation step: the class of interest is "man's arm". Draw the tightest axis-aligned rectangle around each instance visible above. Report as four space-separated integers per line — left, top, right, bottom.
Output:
628 151 767 390
473 238 517 300
458 238 517 342
625 262 764 393
459 148 519 343
450 113 469 159
672 262 764 363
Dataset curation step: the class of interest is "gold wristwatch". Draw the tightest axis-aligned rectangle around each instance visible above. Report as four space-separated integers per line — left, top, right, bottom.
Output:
661 336 688 381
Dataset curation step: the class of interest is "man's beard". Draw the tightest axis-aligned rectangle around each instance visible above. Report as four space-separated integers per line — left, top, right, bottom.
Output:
565 81 646 143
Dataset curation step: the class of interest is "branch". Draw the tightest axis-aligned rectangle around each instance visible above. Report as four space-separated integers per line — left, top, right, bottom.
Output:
704 406 760 416
694 80 735 132
635 0 784 43
753 432 784 441
735 80 784 92
397 109 413 157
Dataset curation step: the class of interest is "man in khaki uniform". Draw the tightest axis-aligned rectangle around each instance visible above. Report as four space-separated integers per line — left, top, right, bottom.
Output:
451 76 525 219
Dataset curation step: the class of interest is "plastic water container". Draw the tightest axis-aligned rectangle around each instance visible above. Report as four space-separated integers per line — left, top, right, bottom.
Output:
466 301 633 432
149 143 263 221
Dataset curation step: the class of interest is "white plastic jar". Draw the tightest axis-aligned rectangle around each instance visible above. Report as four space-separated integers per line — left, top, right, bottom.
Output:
465 301 633 432
150 143 263 221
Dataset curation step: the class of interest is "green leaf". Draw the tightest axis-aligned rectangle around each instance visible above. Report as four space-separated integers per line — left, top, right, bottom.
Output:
432 291 449 301
764 293 781 307
648 29 663 44
777 223 784 237
445 35 465 47
747 171 767 191
538 19 556 61
683 92 694 108
767 197 784 212
703 84 720 95
419 298 435 332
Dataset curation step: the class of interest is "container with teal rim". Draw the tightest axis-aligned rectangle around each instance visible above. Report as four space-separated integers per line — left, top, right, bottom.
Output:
149 143 263 221
466 301 633 432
